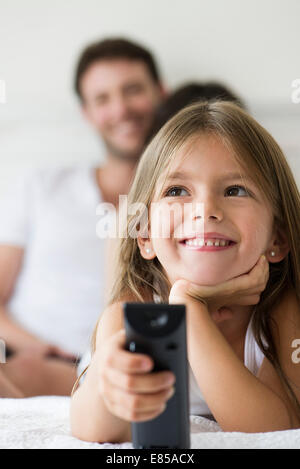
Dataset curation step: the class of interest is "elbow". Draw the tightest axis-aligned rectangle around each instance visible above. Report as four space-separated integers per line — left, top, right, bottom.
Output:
70 416 111 444
70 424 99 443
219 400 293 433
70 423 130 444
70 396 100 443
70 402 131 444
220 419 292 433
70 408 104 443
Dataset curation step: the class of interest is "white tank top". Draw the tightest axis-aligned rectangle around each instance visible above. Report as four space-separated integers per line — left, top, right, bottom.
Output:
153 293 265 416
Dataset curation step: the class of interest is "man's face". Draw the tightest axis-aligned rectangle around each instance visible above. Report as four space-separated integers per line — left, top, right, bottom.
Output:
80 59 163 160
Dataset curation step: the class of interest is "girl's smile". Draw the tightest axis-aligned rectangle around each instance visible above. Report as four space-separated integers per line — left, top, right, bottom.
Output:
144 134 275 286
178 230 237 251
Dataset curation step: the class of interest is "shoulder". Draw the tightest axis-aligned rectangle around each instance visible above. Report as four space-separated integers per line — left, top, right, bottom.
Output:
2 167 89 194
33 165 93 191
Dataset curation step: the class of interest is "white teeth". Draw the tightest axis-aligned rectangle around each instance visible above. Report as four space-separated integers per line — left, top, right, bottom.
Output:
184 238 230 247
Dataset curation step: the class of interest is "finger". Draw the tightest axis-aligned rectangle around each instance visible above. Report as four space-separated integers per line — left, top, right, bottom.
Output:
105 348 153 374
104 386 174 421
106 399 167 422
250 254 269 278
115 385 174 413
218 255 268 295
245 255 269 291
106 330 154 374
229 294 261 306
105 367 175 394
188 255 268 300
262 256 270 283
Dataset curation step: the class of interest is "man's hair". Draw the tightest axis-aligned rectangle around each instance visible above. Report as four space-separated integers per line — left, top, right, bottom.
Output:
74 37 161 100
146 82 246 143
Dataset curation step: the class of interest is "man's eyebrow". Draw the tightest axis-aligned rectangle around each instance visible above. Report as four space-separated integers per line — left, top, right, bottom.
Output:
94 92 108 100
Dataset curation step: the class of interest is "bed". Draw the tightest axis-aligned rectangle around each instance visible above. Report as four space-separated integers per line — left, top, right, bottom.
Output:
0 396 299 449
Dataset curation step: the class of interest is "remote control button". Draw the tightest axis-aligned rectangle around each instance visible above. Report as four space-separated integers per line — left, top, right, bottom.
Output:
129 341 136 352
167 342 178 350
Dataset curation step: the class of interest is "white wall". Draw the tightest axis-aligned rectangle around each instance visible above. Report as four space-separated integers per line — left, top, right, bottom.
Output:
0 0 299 193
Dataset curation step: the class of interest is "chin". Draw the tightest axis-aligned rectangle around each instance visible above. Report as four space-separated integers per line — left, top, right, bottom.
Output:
105 140 142 160
182 267 234 286
185 263 257 286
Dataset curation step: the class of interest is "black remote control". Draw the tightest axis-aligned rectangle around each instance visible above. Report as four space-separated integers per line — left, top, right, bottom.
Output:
123 302 190 449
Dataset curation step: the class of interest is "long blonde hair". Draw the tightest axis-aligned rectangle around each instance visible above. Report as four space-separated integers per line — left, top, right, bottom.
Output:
93 101 300 413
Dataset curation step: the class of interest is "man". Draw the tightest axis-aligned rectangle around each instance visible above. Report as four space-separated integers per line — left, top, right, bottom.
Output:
75 38 164 207
0 38 164 397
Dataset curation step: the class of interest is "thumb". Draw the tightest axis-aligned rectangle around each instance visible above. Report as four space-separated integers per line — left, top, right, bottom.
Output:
109 329 127 349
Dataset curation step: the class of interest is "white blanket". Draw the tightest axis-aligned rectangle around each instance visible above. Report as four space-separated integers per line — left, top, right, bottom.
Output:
0 396 299 449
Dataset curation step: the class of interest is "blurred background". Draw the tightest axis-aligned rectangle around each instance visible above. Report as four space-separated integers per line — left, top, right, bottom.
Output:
0 0 299 194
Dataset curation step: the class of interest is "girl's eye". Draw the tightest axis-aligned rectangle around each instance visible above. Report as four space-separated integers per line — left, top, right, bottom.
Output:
225 185 249 197
164 186 189 197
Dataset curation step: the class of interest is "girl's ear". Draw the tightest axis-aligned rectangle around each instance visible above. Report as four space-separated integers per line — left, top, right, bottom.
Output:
266 227 289 263
137 235 156 260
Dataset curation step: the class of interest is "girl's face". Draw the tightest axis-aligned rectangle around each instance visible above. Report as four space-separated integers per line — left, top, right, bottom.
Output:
140 134 277 286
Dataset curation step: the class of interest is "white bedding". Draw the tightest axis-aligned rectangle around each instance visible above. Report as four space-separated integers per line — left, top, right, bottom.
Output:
0 396 299 449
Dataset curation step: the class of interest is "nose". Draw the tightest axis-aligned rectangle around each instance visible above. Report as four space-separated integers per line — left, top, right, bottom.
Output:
110 95 131 121
192 194 223 222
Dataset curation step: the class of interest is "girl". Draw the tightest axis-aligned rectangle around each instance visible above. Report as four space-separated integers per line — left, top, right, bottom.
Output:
70 101 300 443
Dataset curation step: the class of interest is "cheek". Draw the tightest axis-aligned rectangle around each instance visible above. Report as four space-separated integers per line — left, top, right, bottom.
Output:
151 238 180 285
241 212 271 249
150 203 182 273
131 95 156 115
235 212 273 271
88 106 109 128
150 202 183 239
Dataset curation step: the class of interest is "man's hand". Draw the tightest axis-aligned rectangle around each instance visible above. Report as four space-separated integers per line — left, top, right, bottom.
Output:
19 341 77 362
169 255 269 320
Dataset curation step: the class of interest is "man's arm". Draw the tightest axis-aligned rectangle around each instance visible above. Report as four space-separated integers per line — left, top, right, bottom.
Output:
0 245 45 352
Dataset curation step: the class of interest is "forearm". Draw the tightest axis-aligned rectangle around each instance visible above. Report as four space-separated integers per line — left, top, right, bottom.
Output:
0 305 42 351
70 350 131 443
0 367 24 397
186 304 291 432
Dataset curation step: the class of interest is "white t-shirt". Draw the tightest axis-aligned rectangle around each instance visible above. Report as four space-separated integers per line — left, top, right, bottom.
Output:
0 166 110 356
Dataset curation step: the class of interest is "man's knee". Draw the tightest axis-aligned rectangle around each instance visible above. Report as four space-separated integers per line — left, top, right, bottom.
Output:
7 352 45 380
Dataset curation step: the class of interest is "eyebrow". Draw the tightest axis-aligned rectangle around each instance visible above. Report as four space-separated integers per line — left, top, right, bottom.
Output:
163 170 252 182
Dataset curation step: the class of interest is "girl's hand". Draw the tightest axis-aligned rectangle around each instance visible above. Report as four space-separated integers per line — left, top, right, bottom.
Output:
97 330 175 422
169 254 269 318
